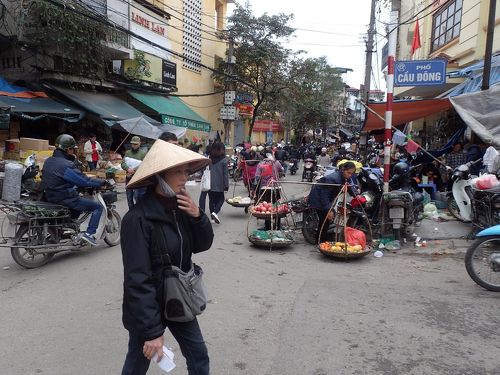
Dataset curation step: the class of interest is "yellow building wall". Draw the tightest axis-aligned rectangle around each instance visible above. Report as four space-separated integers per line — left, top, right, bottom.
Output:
161 0 228 141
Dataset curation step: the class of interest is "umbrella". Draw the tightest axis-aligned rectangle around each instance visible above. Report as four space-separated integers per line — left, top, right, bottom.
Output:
113 117 188 140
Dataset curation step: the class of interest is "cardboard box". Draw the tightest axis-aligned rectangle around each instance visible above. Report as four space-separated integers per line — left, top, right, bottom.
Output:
5 139 20 152
3 151 21 160
19 137 49 151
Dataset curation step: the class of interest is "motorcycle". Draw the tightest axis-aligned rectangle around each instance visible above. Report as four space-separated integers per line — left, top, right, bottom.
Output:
465 224 500 291
288 159 299 175
448 160 500 230
302 158 317 182
1 183 121 268
383 162 424 240
228 154 239 179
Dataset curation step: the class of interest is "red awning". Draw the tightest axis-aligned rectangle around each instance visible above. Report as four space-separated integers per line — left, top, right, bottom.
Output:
252 120 283 132
363 98 452 131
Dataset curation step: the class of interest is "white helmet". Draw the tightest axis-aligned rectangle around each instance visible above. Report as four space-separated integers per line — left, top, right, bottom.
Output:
250 146 257 152
321 147 327 152
257 146 264 152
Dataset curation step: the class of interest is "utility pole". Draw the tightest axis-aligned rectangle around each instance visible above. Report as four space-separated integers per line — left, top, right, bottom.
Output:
221 37 236 145
362 0 377 104
481 0 497 90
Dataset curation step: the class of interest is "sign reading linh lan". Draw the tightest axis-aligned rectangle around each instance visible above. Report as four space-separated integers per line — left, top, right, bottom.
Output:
394 59 447 87
161 115 211 132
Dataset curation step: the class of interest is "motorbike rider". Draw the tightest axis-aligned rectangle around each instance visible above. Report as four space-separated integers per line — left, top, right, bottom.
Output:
42 134 107 246
307 161 357 244
275 144 289 174
317 147 331 168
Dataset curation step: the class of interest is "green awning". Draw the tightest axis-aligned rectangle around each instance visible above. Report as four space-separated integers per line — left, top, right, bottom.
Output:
52 86 159 125
129 91 212 132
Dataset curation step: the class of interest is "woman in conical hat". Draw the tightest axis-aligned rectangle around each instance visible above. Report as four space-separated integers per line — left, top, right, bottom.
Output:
120 139 213 375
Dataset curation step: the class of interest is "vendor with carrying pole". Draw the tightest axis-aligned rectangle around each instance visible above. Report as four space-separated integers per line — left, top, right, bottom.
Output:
307 161 357 244
254 153 284 230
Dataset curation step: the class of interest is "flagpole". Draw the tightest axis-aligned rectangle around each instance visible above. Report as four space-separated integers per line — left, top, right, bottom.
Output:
384 10 398 192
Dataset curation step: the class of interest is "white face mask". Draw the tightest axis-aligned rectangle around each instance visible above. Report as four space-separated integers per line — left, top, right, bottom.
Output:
155 175 176 198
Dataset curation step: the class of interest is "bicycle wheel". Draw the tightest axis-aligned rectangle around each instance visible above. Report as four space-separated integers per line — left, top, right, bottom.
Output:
465 236 500 292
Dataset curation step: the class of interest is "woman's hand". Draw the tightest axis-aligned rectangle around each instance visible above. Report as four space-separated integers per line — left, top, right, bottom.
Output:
143 336 164 361
177 189 201 217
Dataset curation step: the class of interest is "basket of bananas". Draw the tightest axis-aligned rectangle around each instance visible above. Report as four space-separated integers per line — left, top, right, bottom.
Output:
318 241 371 259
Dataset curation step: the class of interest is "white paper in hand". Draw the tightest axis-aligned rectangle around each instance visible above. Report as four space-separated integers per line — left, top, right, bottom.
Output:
152 346 176 373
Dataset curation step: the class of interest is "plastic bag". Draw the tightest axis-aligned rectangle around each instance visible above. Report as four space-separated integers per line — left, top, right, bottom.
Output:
472 174 500 190
345 227 367 249
200 167 211 192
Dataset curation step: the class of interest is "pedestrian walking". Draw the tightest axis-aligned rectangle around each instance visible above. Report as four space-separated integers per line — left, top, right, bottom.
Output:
207 141 228 224
121 136 148 208
83 133 102 170
120 139 213 375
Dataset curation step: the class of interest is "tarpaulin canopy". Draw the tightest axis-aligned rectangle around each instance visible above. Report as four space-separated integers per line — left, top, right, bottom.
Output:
113 117 187 139
450 85 500 148
0 96 83 122
363 98 452 131
128 91 211 132
0 77 48 99
52 86 159 126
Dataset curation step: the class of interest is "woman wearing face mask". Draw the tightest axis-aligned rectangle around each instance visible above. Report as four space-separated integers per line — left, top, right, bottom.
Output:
120 140 213 375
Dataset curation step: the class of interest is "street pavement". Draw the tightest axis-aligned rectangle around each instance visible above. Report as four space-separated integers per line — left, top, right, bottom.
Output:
0 171 499 374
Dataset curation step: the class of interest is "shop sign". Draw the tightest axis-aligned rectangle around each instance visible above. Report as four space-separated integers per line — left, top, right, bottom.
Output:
130 1 171 60
236 103 254 116
124 52 163 84
161 115 211 132
236 93 253 104
394 59 447 87
162 60 177 86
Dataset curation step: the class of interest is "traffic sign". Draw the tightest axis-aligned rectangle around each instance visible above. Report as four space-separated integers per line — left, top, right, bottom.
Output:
394 59 447 87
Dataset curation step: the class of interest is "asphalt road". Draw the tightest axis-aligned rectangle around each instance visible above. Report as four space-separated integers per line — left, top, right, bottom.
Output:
1 172 499 375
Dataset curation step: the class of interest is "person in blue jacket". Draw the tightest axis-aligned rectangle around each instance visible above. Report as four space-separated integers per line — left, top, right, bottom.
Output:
307 161 357 244
42 134 106 246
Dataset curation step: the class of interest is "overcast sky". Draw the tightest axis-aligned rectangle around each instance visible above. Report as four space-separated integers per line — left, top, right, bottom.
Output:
228 0 387 91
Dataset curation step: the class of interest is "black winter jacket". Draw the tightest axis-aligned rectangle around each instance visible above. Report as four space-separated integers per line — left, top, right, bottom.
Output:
120 191 214 340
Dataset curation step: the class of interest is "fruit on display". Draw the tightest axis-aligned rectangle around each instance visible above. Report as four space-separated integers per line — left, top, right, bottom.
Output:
318 241 364 253
252 201 289 215
227 196 251 204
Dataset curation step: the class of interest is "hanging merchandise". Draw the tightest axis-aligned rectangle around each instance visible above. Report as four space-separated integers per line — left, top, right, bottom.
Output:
317 183 372 260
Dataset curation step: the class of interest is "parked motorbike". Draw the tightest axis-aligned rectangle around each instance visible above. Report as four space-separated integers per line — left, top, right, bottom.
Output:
465 224 500 291
288 159 299 175
228 154 239 179
2 183 121 268
302 158 317 182
448 159 500 230
383 162 424 240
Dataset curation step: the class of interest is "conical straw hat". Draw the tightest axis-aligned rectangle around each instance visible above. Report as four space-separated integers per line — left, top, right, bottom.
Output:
127 139 210 189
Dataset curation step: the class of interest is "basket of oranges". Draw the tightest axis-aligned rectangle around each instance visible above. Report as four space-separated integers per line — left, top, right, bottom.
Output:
318 241 371 259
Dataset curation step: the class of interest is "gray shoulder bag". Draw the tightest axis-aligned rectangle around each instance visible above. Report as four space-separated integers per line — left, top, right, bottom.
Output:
152 223 208 323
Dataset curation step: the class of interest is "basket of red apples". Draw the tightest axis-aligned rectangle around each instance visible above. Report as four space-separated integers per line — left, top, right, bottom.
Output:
250 201 289 219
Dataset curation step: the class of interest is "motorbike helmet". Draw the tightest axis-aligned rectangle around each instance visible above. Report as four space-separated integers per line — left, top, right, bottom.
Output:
393 161 410 175
55 134 78 152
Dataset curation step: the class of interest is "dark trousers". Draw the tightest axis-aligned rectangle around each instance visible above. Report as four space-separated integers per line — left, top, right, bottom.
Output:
121 318 209 375
316 209 331 244
126 188 147 209
199 190 208 212
87 161 97 170
208 191 224 214
67 197 103 235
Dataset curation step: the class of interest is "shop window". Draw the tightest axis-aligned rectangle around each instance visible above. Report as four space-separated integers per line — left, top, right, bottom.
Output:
431 0 462 52
183 0 202 73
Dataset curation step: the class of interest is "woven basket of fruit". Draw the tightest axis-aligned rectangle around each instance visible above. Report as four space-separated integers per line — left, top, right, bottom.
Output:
250 202 289 219
318 241 371 259
226 196 252 207
248 230 294 249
